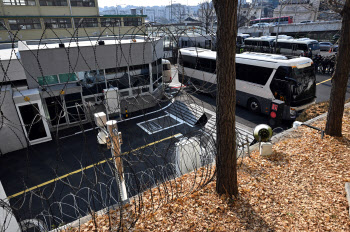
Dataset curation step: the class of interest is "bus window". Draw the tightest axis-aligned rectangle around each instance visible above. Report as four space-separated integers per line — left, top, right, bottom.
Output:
262 41 271 47
163 64 171 71
308 42 320 50
296 44 308 51
236 63 273 85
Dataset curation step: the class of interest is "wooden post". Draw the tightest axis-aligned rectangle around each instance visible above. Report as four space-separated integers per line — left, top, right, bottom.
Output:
106 120 127 201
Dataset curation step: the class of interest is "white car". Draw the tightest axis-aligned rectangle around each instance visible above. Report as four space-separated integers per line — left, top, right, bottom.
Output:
251 23 270 28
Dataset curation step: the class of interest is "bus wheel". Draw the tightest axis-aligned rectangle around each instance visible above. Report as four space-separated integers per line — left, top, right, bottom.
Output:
248 98 261 114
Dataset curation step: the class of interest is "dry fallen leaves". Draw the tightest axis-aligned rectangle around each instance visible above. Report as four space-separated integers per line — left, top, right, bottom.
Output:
66 107 350 231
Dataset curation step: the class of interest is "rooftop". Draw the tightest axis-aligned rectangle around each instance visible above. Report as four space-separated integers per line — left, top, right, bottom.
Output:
16 37 161 52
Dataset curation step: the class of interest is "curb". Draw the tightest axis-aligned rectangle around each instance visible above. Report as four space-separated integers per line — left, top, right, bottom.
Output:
249 102 350 152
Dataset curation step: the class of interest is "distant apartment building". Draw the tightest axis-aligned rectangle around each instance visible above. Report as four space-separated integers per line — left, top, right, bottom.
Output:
165 3 187 23
145 8 156 22
0 0 147 42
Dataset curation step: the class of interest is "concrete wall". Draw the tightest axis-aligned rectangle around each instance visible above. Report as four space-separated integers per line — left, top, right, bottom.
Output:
0 59 27 83
238 20 341 35
19 38 164 89
0 181 21 232
0 85 28 155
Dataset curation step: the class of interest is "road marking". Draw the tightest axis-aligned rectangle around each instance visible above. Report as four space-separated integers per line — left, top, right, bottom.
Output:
316 77 332 85
7 133 182 200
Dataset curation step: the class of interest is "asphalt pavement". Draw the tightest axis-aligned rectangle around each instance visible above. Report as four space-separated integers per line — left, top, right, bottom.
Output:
0 96 222 228
1 63 348 229
169 64 350 129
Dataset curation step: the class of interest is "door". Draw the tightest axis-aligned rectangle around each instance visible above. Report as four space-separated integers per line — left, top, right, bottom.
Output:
45 93 86 126
17 101 51 145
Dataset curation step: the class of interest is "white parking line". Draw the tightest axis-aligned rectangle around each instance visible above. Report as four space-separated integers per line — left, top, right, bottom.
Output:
137 113 184 135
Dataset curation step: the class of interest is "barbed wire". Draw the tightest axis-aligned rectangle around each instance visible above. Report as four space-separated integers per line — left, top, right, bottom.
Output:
0 21 254 232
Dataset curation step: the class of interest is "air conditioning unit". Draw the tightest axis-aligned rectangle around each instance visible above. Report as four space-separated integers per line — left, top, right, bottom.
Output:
94 112 107 128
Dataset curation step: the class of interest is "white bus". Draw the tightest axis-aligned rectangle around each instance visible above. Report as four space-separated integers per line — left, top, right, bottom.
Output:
178 47 316 120
274 38 320 57
244 36 275 47
162 59 172 83
237 33 250 46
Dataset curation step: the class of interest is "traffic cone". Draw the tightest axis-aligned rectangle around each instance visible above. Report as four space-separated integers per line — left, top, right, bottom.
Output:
329 48 332 53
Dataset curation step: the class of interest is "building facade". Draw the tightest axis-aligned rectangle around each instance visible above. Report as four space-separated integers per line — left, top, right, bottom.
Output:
273 0 320 23
0 37 164 154
0 0 147 42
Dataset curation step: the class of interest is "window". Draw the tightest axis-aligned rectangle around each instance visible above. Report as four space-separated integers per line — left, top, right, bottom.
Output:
105 66 127 75
70 0 95 7
163 64 171 71
236 63 273 85
77 70 106 96
38 75 59 86
308 42 320 50
39 0 67 6
123 17 142 26
261 41 271 47
74 18 98 28
37 73 77 86
295 43 308 51
58 73 77 83
130 64 150 88
0 19 6 30
277 42 292 49
198 58 216 73
2 0 35 5
8 18 41 30
245 40 258 46
100 18 121 27
181 55 196 69
44 18 71 28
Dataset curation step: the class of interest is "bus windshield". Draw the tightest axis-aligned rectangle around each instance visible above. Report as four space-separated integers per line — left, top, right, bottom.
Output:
270 65 316 106
163 64 171 70
290 65 316 106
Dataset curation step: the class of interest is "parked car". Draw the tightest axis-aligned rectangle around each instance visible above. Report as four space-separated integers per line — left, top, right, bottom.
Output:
251 23 270 28
319 42 338 51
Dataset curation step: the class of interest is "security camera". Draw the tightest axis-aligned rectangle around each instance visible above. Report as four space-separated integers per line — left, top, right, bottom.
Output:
253 124 273 142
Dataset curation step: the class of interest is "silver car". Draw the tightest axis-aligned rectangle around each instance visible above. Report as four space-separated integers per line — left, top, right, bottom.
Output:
319 42 338 51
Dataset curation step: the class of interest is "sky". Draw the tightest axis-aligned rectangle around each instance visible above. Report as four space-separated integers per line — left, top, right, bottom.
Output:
97 0 204 8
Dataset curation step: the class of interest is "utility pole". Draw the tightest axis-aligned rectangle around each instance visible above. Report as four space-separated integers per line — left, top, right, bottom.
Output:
274 3 285 53
259 0 263 24
106 120 127 202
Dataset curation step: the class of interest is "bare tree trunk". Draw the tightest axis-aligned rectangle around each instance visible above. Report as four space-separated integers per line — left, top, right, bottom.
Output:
325 0 350 136
213 0 238 197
